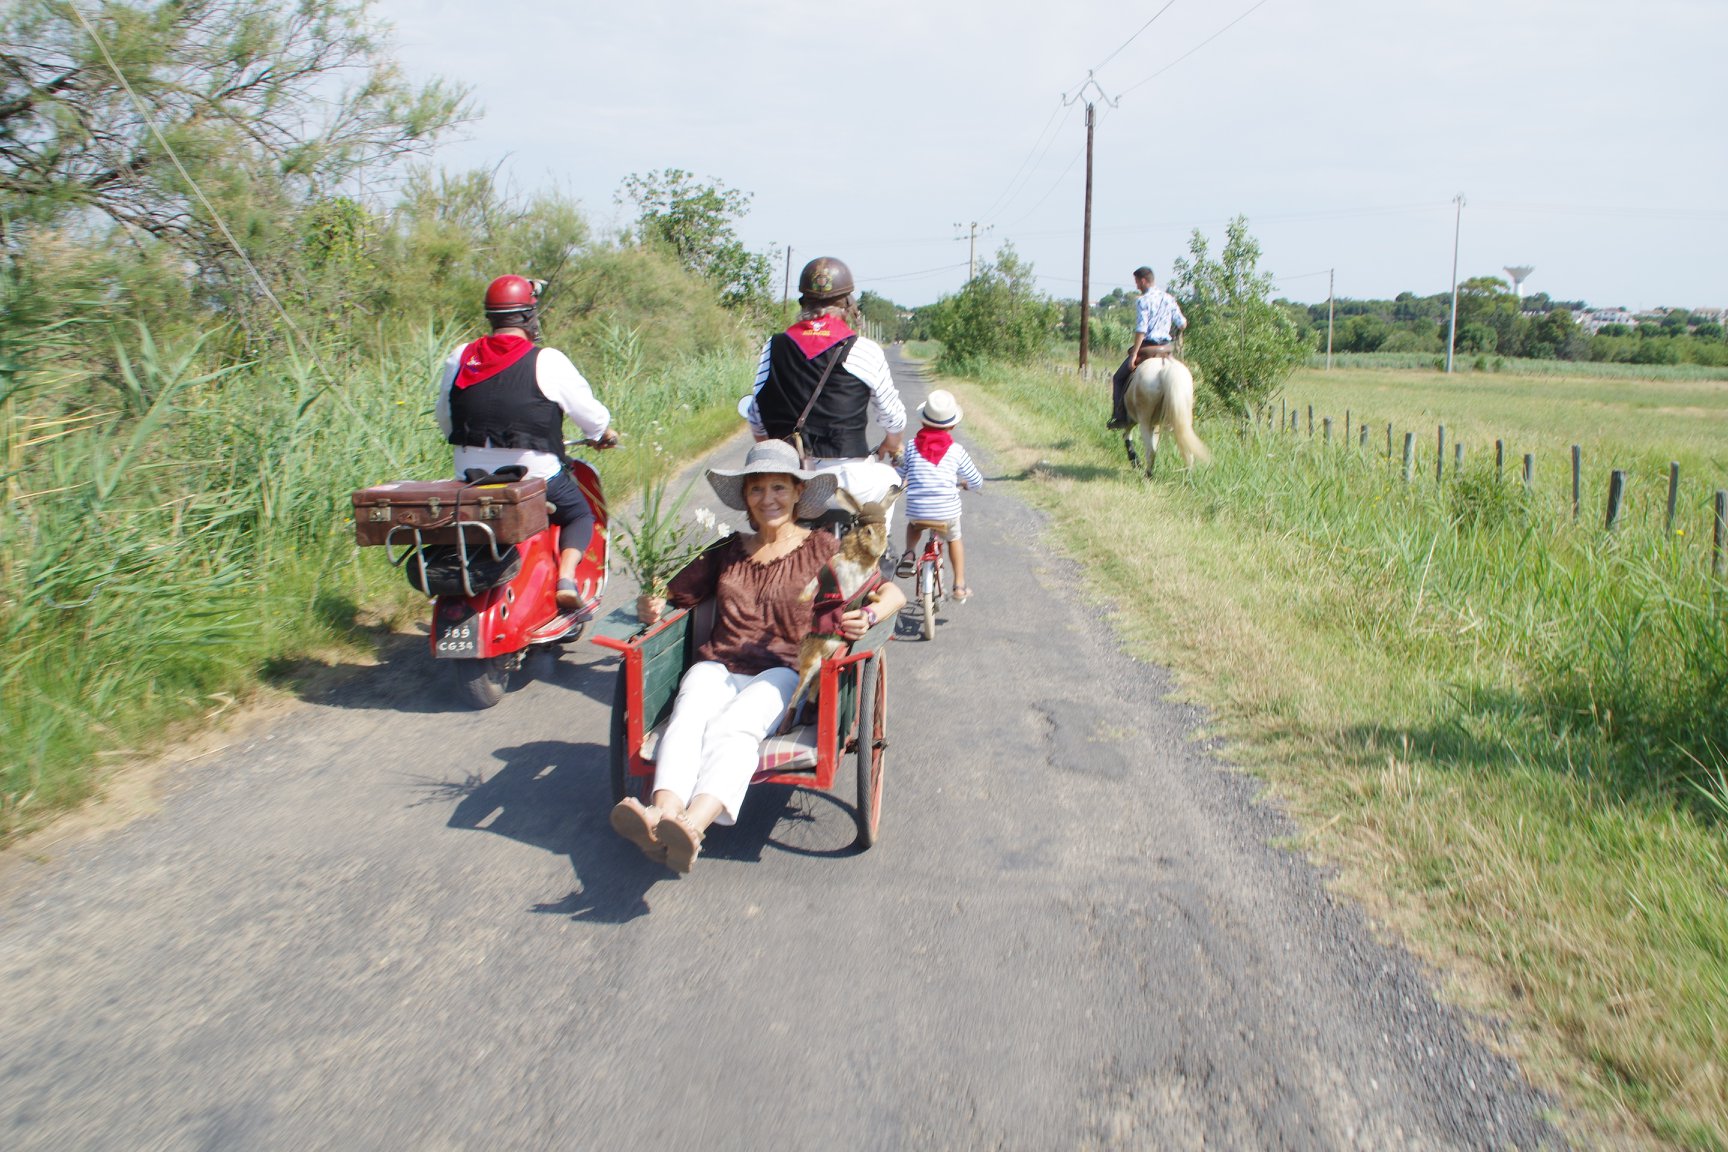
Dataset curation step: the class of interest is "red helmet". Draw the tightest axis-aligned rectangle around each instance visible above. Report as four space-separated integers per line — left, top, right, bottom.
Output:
483 275 538 314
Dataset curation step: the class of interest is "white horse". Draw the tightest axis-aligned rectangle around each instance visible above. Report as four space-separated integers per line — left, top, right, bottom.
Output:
1122 355 1210 475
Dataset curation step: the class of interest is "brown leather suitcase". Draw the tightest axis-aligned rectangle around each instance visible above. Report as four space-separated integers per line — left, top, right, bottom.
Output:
351 476 549 547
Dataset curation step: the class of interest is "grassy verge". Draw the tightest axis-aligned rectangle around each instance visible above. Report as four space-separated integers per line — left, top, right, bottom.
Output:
946 358 1727 1151
0 324 753 843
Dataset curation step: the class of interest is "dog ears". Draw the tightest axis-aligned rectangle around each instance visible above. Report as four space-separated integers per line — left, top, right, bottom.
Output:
836 488 862 515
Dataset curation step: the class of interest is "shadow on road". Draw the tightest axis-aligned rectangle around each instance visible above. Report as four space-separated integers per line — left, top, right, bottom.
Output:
278 632 618 714
430 738 661 923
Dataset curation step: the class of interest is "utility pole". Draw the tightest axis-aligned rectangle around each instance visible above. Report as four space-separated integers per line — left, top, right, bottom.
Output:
1066 73 1118 375
782 246 793 307
1326 268 1335 371
953 222 991 281
1445 193 1465 374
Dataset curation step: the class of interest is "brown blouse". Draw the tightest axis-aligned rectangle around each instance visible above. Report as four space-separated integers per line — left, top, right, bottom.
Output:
666 531 841 676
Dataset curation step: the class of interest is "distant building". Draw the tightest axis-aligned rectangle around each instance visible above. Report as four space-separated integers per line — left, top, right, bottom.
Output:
1575 307 1639 333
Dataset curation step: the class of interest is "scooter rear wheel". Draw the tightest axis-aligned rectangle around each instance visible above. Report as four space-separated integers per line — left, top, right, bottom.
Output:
453 656 510 708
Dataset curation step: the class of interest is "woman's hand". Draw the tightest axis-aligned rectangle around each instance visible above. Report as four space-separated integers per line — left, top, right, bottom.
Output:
838 607 870 642
637 594 666 625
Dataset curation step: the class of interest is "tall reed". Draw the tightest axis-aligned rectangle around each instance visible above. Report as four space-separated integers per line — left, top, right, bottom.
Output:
1 317 754 840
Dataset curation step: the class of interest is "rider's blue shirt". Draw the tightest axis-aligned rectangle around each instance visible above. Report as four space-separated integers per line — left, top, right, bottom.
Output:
1135 290 1186 343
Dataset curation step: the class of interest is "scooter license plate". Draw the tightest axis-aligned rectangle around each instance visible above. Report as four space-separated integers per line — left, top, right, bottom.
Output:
433 610 481 658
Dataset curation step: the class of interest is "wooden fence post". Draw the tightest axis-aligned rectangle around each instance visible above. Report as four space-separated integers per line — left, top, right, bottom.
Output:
1666 462 1680 534
1359 423 1368 449
1495 439 1504 482
1454 443 1463 475
1307 404 1314 437
1386 424 1392 464
1571 445 1582 519
1436 425 1445 483
1605 470 1626 530
1345 409 1351 444
1323 417 1332 444
1716 491 1727 577
1522 453 1534 491
1402 432 1415 482
1280 397 1286 432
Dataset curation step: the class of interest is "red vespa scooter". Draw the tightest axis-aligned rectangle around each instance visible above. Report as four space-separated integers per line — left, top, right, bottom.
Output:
390 454 610 708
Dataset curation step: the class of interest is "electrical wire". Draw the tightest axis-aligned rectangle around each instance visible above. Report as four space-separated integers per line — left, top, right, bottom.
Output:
859 261 973 284
1091 0 1179 75
1120 0 1273 96
977 100 1076 225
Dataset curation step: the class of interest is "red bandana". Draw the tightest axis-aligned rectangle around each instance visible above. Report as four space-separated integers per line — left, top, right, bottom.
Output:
454 334 534 390
914 427 953 465
784 315 856 360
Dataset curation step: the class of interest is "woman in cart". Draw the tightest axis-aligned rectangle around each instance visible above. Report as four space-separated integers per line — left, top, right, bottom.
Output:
612 440 907 873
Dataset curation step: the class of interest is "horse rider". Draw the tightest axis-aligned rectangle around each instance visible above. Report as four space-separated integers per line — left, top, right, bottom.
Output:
1108 265 1187 430
744 256 907 512
435 274 618 613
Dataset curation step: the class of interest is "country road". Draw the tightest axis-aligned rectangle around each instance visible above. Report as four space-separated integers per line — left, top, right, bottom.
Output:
1 348 1563 1150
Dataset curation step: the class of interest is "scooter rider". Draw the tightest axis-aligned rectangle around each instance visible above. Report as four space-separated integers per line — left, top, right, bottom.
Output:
435 274 618 613
745 256 907 469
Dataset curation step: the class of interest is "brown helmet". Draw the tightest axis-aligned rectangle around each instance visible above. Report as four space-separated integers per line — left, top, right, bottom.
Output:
797 257 854 301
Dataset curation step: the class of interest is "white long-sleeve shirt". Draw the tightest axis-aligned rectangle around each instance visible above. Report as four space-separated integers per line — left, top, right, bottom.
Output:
434 344 610 480
743 334 907 441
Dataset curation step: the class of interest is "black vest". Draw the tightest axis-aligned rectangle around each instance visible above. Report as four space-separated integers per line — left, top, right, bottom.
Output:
756 334 871 459
446 347 564 458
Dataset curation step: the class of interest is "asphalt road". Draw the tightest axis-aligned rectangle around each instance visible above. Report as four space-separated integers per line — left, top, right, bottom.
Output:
0 348 1564 1150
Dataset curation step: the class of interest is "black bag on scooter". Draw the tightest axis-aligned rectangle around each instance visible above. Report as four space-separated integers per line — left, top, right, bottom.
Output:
404 542 522 597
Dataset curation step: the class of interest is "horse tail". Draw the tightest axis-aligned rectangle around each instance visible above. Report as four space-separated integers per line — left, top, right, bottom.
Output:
1165 361 1211 465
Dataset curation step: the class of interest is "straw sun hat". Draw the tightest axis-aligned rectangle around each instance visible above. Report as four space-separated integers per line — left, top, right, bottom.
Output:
705 439 838 520
918 389 962 428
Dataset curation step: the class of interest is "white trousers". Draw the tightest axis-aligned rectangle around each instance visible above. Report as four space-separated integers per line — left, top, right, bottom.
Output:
653 661 797 825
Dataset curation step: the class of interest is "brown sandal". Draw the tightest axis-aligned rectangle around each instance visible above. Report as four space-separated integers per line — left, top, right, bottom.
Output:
657 811 703 874
609 798 667 862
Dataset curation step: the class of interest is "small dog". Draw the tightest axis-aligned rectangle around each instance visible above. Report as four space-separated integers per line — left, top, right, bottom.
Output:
781 485 902 732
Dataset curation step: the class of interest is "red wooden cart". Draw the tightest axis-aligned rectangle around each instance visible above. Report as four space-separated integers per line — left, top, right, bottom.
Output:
590 601 893 848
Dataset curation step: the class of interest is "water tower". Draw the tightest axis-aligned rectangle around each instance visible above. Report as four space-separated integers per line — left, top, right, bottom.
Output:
1505 265 1535 300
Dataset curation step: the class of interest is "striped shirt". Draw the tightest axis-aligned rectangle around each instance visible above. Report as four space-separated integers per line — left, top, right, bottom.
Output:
1135 290 1186 342
897 440 984 522
746 333 907 442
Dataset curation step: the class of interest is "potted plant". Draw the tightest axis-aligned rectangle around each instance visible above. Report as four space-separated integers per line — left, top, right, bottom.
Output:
615 476 729 623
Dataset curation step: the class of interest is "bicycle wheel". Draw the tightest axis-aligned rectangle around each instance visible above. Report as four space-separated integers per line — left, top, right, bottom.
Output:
853 650 887 849
918 558 936 641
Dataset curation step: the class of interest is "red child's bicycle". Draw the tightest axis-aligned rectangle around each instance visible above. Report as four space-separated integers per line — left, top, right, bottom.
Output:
905 519 948 642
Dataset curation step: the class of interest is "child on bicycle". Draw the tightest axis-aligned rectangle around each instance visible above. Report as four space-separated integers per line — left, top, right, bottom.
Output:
894 389 984 601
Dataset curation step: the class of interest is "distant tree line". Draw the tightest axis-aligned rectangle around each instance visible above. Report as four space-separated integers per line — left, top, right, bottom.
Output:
1273 280 1728 368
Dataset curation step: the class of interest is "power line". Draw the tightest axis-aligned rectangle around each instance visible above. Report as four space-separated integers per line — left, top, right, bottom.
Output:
979 101 1079 225
1091 1 1180 74
859 261 972 284
999 102 1119 233
975 100 1070 224
1120 0 1273 96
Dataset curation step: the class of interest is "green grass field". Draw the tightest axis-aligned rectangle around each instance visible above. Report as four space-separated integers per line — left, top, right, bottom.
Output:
942 355 1728 1152
1281 367 1728 530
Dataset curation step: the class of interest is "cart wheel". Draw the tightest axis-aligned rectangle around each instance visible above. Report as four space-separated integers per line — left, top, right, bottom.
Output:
853 651 887 849
918 563 936 642
453 656 509 708
608 665 630 804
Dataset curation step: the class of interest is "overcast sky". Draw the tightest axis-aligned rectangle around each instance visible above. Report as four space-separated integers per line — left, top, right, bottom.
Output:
373 0 1725 310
